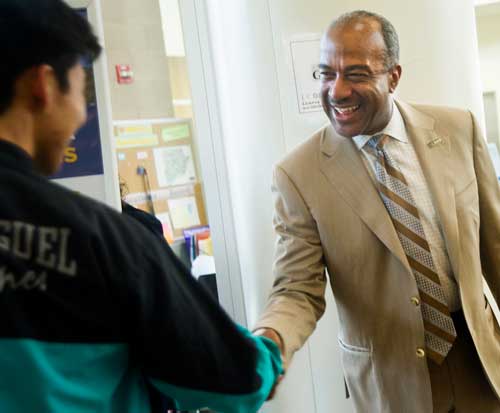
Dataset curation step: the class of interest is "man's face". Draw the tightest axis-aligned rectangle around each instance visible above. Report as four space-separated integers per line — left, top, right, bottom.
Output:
34 63 87 175
319 20 401 138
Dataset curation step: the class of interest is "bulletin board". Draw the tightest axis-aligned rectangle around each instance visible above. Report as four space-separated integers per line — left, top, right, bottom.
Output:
114 119 208 243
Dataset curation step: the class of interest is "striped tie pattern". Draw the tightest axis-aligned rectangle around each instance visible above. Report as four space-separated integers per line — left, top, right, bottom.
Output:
366 134 456 364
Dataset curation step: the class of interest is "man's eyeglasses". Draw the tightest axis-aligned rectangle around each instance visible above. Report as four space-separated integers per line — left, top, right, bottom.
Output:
312 67 390 84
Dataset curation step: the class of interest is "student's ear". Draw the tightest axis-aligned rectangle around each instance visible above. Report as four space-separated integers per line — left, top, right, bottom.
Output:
29 65 58 111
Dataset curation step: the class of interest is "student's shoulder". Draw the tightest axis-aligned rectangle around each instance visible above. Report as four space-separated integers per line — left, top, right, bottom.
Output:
44 180 158 249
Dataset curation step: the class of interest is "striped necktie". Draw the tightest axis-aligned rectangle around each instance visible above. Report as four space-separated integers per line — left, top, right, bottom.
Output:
366 134 456 364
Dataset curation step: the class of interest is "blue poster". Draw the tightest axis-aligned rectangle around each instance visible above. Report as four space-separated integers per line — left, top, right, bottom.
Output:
50 9 104 180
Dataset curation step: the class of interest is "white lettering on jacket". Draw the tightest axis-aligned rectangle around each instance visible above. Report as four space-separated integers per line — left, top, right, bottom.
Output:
0 220 77 277
0 267 48 292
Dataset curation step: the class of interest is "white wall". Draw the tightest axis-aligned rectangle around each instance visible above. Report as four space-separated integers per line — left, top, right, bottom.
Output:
204 1 484 412
205 0 287 324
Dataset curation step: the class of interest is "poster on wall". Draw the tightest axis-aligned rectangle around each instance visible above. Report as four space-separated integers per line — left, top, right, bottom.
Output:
290 35 322 114
49 8 107 202
50 80 104 180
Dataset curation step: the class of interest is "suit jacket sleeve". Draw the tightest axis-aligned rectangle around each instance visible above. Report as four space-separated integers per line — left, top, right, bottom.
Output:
471 112 500 304
254 164 327 364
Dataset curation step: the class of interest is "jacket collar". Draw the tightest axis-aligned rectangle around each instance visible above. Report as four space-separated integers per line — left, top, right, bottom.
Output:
320 99 436 156
318 99 459 278
0 139 35 173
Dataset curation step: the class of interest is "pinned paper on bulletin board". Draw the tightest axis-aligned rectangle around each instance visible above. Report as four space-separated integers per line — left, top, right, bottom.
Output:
162 124 190 142
116 124 153 136
154 145 197 187
116 134 159 149
115 123 159 148
155 212 174 243
290 34 322 114
168 196 200 229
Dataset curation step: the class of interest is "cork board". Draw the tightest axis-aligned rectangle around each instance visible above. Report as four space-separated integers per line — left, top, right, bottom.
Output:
115 119 208 242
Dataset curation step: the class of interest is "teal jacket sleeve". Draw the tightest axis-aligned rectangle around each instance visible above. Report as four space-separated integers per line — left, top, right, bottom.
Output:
151 326 283 413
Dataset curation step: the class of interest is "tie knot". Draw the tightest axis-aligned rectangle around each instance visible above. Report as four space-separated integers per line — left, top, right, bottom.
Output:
367 134 389 151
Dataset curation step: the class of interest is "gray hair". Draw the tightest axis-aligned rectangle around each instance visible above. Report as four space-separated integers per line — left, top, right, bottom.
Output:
328 10 400 69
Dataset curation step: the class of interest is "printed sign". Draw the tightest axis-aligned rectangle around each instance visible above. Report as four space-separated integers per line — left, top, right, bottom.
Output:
290 36 322 114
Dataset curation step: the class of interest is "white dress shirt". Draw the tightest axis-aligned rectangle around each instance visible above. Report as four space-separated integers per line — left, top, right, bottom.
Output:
352 101 461 311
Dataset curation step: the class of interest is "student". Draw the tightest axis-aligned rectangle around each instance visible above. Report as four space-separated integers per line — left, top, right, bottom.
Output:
0 1 282 412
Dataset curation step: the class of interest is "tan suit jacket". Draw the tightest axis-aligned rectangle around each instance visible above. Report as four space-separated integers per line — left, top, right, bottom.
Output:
255 101 500 412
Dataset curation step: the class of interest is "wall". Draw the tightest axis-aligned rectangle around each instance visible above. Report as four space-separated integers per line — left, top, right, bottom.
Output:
101 0 174 120
168 57 194 118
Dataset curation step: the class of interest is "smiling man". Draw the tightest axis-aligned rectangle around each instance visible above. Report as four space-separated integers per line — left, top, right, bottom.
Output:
254 10 500 413
318 17 400 138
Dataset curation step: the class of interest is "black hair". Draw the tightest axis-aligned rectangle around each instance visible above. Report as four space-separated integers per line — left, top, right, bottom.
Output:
329 10 399 70
0 0 102 114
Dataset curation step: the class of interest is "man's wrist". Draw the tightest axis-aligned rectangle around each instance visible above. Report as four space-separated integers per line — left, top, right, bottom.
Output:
253 327 284 354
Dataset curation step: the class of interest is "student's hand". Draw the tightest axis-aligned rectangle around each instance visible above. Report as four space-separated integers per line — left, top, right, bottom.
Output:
253 328 285 400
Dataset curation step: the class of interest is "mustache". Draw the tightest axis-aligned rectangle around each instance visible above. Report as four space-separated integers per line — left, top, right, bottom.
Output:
327 96 357 106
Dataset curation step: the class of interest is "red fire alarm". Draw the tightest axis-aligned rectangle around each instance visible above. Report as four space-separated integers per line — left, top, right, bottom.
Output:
115 64 134 84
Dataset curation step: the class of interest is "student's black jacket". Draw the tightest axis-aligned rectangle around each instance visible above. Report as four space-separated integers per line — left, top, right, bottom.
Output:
0 140 281 413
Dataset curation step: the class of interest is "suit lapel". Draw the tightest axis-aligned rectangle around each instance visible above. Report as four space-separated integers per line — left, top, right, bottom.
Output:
319 124 411 273
319 101 461 278
397 101 461 280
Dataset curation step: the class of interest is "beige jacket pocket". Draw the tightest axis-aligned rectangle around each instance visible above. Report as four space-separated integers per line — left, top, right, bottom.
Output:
338 337 380 412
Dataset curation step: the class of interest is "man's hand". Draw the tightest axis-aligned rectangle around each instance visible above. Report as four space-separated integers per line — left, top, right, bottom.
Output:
253 328 285 400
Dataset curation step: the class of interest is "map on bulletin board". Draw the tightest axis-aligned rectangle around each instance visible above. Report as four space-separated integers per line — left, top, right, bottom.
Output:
154 145 197 187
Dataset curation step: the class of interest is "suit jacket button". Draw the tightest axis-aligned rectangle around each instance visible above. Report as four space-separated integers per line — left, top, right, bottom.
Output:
411 296 421 306
416 348 426 358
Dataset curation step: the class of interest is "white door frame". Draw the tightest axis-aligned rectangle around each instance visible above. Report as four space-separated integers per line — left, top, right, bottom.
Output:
178 0 247 323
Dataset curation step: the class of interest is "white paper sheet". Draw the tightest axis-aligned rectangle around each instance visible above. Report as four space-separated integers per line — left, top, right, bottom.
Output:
155 212 174 242
168 197 200 229
290 36 322 114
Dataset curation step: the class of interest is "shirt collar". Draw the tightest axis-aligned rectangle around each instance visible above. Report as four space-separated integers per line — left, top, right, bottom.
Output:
352 100 407 150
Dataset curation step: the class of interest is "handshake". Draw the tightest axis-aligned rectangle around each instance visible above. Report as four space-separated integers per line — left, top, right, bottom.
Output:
254 328 286 400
